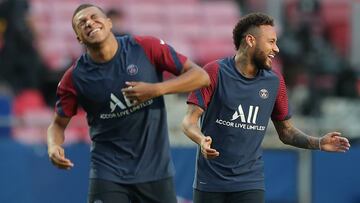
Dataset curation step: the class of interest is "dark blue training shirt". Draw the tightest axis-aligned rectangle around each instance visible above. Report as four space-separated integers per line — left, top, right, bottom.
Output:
188 57 291 192
55 35 187 184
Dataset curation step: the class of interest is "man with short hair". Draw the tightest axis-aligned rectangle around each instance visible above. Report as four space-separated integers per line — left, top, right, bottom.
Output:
182 12 350 203
47 3 210 203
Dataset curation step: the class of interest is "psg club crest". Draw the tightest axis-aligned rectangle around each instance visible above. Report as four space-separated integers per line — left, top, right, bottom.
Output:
126 64 138 76
259 89 269 99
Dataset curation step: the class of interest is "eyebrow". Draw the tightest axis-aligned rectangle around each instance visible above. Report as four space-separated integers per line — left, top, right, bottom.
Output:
76 13 96 23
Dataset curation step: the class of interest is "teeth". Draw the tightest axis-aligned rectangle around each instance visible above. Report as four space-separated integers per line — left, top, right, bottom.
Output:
268 55 274 58
89 28 100 36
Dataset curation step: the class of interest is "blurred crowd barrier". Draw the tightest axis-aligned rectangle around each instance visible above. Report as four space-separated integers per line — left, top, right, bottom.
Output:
0 89 90 144
1 140 360 203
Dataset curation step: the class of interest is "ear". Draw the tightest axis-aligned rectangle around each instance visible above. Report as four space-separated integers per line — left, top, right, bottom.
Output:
107 18 113 30
74 27 83 44
245 34 256 48
76 35 83 44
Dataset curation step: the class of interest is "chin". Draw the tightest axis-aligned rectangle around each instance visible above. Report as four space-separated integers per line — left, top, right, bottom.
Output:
263 60 273 70
257 61 272 70
85 37 106 46
264 64 272 70
88 36 103 43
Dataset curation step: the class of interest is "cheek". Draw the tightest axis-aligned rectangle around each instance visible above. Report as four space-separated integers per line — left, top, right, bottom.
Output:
255 48 267 59
75 28 85 37
266 43 274 52
258 42 271 51
101 20 111 30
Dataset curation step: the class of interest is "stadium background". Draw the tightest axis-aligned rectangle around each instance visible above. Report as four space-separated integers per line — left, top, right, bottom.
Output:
1 0 360 202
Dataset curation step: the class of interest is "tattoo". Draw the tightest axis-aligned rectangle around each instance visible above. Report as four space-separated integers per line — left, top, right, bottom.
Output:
274 120 319 150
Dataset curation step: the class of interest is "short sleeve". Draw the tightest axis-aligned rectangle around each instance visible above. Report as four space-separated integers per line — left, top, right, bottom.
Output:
271 71 292 121
187 61 220 110
134 36 187 76
55 65 78 117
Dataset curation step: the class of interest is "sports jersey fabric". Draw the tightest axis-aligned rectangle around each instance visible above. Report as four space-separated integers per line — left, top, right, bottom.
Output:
187 57 291 192
56 35 187 184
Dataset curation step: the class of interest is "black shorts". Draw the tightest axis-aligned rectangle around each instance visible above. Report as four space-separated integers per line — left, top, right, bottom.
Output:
194 188 265 203
88 177 177 203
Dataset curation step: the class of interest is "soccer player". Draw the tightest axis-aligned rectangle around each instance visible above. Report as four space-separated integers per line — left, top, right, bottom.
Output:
47 3 210 203
182 13 350 203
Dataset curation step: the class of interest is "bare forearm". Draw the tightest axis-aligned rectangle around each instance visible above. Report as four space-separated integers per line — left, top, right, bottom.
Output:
182 105 219 158
274 120 320 150
47 123 65 147
182 105 206 146
182 121 204 146
279 127 319 149
159 64 209 95
47 114 70 147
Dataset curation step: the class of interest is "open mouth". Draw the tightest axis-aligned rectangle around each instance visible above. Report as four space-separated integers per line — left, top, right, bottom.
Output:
87 28 101 37
267 54 275 62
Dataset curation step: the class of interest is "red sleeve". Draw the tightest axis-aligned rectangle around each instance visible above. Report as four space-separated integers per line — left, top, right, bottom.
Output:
271 71 292 121
55 65 78 117
134 36 187 76
187 61 220 110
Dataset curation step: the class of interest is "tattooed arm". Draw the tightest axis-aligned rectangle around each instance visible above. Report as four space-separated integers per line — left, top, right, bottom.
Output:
273 119 319 149
273 119 350 152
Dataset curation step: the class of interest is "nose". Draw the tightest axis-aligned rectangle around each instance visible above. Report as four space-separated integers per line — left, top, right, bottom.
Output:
273 44 279 53
85 19 94 27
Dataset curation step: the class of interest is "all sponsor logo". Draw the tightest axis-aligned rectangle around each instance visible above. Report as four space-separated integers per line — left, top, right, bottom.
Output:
110 93 131 112
231 104 259 123
215 104 266 131
100 93 153 119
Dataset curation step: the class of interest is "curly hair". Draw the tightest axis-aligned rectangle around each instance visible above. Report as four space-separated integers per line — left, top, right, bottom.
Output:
232 13 274 50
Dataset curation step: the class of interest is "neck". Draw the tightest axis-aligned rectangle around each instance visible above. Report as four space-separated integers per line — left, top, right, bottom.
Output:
86 34 119 63
234 49 258 78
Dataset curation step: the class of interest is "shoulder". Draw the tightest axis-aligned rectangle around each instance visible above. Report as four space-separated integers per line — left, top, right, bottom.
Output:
63 62 77 77
72 54 88 69
203 60 221 87
258 69 284 84
61 57 86 84
269 69 284 80
203 60 221 73
133 35 162 44
132 35 167 50
59 62 78 86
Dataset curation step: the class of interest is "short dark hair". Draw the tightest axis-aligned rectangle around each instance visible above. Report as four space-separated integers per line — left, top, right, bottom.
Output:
71 3 106 31
232 13 274 50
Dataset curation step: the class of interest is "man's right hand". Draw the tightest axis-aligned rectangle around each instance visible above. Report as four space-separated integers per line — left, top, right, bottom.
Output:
48 145 74 170
200 136 219 159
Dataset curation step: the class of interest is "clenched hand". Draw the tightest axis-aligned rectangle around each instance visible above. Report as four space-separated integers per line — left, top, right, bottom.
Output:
121 81 162 105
